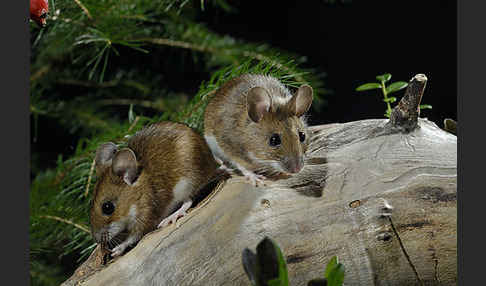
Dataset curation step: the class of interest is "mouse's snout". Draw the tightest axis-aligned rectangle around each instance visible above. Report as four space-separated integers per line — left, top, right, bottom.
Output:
91 228 105 245
283 156 304 174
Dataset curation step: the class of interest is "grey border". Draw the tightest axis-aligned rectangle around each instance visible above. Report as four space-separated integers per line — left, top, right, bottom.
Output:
458 1 482 285
3 0 30 284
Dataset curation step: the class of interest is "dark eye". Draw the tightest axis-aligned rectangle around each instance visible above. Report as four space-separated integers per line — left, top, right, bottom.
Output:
298 131 306 143
102 201 115 216
40 12 48 19
269 133 281 147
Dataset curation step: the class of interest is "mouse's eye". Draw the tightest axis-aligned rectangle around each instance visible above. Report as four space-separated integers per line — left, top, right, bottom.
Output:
298 131 306 143
269 133 281 147
102 201 115 216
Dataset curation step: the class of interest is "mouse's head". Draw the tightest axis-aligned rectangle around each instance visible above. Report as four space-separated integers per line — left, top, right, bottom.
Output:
90 143 156 249
245 83 313 176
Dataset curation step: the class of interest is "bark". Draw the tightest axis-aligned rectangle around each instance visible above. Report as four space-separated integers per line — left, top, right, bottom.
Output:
62 75 457 286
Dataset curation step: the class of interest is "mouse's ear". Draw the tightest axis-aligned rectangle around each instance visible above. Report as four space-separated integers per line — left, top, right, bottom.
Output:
289 84 313 117
247 87 272 123
112 148 139 186
95 142 118 176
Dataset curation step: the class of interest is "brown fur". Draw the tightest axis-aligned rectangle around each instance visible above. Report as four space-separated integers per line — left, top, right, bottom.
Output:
90 121 218 249
204 74 312 178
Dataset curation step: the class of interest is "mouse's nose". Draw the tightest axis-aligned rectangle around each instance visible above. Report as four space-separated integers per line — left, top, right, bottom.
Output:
285 156 304 174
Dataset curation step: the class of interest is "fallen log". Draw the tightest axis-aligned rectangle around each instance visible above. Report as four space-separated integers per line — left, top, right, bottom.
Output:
62 74 457 286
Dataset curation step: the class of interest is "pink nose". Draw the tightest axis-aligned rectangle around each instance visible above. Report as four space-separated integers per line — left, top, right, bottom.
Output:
286 157 303 173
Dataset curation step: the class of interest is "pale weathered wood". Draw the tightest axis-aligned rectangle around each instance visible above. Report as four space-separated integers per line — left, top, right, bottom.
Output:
62 116 457 286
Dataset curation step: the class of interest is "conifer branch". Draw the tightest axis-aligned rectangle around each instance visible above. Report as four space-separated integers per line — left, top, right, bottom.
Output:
240 51 306 83
127 116 140 132
57 79 120 88
97 99 165 111
73 0 93 20
140 38 215 53
138 37 306 83
30 65 51 82
40 215 90 233
84 160 96 198
180 90 215 120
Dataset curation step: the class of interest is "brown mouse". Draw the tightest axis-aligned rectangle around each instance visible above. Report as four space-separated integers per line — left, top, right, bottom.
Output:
204 74 313 187
90 121 218 257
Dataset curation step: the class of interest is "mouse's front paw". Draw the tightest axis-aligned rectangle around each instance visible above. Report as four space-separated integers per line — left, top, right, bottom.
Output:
243 172 267 187
111 244 128 257
216 163 237 176
157 211 184 228
158 200 192 229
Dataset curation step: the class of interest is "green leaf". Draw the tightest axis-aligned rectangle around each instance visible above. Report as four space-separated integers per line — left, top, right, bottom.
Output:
324 256 338 278
355 83 382 91
419 104 433 110
268 278 284 286
273 239 289 286
326 263 345 286
385 109 392 118
386 81 408 94
255 237 289 286
376 73 391 82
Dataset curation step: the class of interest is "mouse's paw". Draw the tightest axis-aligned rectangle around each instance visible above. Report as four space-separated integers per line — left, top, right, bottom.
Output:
111 243 128 257
158 213 183 229
158 200 193 229
243 171 267 187
217 163 237 175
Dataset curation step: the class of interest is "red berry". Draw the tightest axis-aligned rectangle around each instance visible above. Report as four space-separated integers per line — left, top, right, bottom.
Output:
30 0 49 27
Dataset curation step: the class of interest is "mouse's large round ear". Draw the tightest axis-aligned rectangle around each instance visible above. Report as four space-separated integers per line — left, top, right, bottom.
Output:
112 148 139 186
288 84 313 117
95 142 118 176
247 87 272 123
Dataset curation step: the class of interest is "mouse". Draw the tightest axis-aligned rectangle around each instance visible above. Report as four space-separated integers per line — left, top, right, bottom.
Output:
203 73 313 187
89 121 219 257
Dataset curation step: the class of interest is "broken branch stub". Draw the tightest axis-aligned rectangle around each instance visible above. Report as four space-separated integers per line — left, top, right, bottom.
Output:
388 73 427 132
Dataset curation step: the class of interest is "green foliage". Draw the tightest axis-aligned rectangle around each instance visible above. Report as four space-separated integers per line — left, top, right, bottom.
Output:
323 256 345 286
30 1 329 284
31 0 328 139
242 237 289 286
355 73 431 118
242 237 345 286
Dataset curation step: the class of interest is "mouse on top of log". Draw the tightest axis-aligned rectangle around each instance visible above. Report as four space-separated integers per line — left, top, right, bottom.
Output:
204 74 313 187
90 121 218 257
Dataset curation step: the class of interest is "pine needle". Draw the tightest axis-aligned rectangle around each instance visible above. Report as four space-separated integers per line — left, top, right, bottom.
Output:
72 0 93 20
40 215 90 233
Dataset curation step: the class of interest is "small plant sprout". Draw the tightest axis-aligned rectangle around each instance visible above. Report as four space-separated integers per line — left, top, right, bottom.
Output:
242 237 345 286
355 73 432 118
